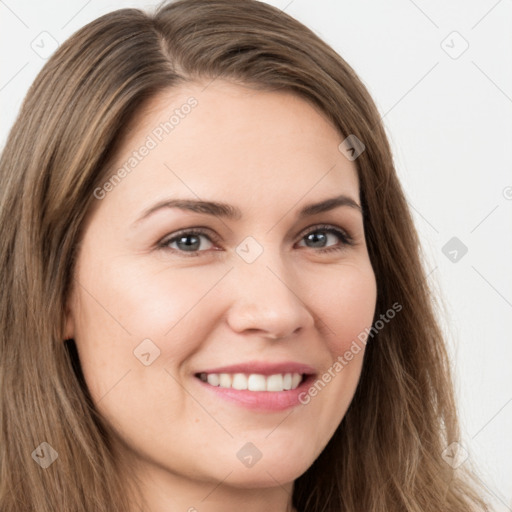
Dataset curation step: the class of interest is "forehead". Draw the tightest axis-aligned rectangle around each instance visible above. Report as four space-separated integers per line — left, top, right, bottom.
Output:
99 79 360 220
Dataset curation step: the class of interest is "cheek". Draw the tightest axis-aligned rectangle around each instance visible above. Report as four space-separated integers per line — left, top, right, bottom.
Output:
70 261 224 443
312 261 377 356
297 261 376 432
71 256 224 396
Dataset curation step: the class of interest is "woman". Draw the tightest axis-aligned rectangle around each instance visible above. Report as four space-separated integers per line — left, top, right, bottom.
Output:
0 0 491 511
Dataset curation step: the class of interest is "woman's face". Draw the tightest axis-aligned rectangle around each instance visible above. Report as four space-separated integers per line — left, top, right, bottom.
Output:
65 80 377 500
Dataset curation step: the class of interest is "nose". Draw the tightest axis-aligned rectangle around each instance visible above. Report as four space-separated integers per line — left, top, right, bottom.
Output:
225 257 315 341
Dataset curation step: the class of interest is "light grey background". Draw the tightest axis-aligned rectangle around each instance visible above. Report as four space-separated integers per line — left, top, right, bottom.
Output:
1 0 511 509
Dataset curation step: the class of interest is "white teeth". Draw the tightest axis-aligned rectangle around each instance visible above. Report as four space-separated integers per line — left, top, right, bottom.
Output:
291 373 302 389
283 373 292 390
232 373 248 390
200 372 304 392
247 374 267 391
266 374 283 391
206 373 220 386
219 373 232 388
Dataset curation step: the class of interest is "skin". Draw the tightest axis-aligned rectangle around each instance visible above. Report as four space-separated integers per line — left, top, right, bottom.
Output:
64 79 377 512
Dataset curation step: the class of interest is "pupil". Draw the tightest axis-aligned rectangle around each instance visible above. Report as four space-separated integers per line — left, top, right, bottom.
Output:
178 235 200 251
307 232 326 247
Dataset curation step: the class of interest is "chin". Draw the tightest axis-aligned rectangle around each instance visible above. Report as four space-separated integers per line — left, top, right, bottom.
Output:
211 452 314 489
220 469 300 490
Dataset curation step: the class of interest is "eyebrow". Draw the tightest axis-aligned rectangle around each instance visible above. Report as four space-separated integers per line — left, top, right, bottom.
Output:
133 194 362 227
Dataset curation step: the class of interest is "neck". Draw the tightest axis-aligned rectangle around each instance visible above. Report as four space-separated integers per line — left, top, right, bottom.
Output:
122 454 298 512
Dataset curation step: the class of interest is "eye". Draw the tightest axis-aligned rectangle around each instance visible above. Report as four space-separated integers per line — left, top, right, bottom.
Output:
157 224 353 257
296 224 353 253
158 228 218 257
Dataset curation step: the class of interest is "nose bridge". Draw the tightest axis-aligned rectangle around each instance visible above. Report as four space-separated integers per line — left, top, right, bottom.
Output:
226 237 314 338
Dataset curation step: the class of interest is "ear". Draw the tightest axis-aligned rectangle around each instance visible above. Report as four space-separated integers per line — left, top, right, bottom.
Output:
63 298 76 341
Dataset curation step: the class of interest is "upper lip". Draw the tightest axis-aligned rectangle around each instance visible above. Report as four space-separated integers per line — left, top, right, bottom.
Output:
195 361 317 376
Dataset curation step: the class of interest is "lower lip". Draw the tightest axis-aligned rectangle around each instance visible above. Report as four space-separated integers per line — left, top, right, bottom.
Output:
194 375 315 412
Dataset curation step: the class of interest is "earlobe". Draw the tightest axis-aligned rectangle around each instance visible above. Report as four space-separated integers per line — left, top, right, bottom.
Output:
63 303 75 341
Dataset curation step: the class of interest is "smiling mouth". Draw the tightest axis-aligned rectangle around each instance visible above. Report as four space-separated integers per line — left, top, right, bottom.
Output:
195 372 306 392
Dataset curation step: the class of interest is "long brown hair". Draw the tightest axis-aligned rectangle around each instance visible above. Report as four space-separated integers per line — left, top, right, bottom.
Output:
0 1 490 510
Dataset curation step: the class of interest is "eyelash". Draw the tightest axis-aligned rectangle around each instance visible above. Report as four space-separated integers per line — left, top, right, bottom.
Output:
157 224 354 258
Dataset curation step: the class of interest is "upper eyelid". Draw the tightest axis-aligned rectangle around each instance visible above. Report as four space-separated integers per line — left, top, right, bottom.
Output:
297 223 350 237
160 226 219 244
